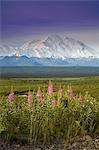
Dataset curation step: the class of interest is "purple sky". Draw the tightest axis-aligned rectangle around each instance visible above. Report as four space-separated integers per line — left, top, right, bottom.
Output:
0 0 99 50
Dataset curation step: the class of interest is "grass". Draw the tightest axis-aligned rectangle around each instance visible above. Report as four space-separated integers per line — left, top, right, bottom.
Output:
0 76 99 144
0 78 99 144
0 76 99 99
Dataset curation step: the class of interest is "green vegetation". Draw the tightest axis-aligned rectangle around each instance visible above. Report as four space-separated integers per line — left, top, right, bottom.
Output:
0 76 99 99
0 76 99 144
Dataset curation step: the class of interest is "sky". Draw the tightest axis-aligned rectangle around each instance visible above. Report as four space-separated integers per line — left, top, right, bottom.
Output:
0 0 99 51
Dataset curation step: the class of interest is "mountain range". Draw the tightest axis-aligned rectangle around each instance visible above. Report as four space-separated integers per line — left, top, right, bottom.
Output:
0 34 99 66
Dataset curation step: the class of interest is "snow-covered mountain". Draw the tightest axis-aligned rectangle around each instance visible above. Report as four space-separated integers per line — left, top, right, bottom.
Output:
0 44 20 57
0 34 99 66
19 34 98 59
0 34 98 58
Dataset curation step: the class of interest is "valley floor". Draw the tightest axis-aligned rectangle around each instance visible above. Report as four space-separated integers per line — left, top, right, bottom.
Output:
0 76 99 98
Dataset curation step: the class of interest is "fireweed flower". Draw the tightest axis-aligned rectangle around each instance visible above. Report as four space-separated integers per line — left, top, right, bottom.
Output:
8 86 14 102
51 99 57 108
67 86 75 98
27 88 33 105
36 87 44 104
36 87 42 98
79 95 83 101
28 94 32 105
48 81 53 96
58 84 62 98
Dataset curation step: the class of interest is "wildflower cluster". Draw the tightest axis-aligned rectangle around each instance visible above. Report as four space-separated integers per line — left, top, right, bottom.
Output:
0 81 98 144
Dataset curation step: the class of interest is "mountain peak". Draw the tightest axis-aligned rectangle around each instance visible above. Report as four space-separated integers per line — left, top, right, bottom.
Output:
0 34 98 59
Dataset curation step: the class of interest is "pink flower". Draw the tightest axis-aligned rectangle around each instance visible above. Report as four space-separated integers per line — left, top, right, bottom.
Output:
28 94 32 105
36 88 44 104
51 99 57 108
79 95 83 101
58 84 62 98
67 89 75 97
8 92 14 102
67 90 75 97
48 81 53 96
67 86 75 98
36 87 42 98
